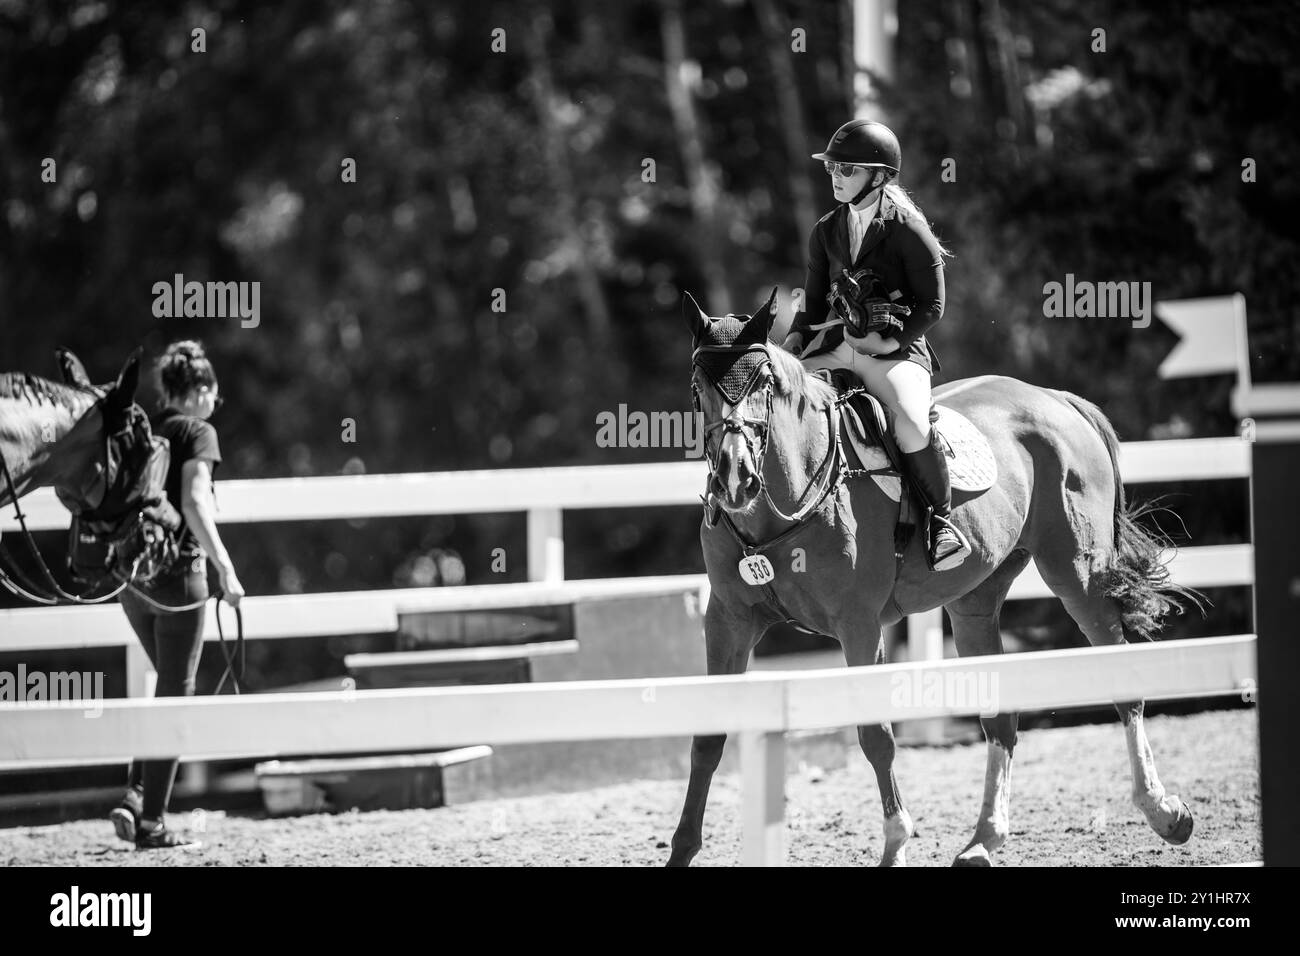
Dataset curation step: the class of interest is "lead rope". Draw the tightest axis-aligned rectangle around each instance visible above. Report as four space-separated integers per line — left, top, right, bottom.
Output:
212 597 245 695
2 444 245 693
0 448 129 605
120 576 245 695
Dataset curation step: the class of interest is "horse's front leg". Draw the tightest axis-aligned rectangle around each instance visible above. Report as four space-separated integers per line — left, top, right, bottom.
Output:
667 597 765 867
844 619 913 867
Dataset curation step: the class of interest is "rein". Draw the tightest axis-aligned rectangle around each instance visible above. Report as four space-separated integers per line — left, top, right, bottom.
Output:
0 445 128 606
0 437 245 693
121 581 246 695
693 343 848 555
714 400 846 556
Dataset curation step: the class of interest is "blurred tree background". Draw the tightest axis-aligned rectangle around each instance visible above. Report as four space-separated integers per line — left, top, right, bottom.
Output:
2 0 1293 645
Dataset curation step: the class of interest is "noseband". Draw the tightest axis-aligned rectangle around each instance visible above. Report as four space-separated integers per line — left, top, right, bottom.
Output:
691 342 776 496
691 341 846 548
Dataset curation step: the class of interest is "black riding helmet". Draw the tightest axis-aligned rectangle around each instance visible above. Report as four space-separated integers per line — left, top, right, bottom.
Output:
813 120 901 203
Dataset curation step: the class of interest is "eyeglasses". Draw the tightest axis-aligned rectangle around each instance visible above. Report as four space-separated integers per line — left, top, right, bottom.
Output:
824 161 867 177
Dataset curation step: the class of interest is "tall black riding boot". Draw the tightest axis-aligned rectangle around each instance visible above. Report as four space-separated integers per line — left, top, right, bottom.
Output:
901 432 971 571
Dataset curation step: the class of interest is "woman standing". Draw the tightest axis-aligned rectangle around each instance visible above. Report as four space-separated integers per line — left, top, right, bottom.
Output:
109 340 244 849
782 119 971 571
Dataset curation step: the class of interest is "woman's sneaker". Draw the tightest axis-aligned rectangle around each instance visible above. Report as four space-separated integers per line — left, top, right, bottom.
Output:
135 819 201 850
109 787 143 843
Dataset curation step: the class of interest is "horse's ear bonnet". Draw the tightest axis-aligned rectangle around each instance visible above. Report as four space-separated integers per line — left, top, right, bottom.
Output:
692 313 771 405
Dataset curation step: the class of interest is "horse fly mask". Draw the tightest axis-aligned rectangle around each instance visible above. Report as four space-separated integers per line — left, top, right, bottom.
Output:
690 313 777 501
690 309 847 552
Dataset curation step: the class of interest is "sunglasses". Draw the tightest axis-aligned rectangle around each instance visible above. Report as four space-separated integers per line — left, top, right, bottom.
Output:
824 161 868 177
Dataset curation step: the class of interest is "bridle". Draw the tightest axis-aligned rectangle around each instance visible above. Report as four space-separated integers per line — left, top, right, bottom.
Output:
0 423 132 607
691 340 846 550
692 342 776 491
0 403 245 692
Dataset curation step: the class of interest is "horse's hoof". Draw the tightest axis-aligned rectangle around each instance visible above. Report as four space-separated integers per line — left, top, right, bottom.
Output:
665 846 697 867
952 845 993 867
1157 797 1194 846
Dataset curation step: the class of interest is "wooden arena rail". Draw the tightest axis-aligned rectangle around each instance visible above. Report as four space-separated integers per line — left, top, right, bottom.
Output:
0 634 1257 866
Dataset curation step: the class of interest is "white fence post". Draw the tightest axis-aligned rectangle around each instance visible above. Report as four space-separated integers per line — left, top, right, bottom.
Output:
527 507 564 583
125 642 154 700
906 608 944 665
901 609 947 744
740 730 786 866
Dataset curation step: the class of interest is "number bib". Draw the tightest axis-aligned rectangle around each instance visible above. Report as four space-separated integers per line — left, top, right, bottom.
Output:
738 553 775 586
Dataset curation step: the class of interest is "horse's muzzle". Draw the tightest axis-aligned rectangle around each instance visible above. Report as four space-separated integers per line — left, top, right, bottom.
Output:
713 449 762 511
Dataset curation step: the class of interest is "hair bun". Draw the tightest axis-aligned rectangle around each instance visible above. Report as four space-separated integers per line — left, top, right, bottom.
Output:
168 340 206 363
158 340 217 400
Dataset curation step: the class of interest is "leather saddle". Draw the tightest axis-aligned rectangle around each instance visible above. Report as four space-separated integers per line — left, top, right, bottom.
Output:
820 368 997 559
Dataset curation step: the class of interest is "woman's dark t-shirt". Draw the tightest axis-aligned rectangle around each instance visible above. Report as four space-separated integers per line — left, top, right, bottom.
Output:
151 408 222 558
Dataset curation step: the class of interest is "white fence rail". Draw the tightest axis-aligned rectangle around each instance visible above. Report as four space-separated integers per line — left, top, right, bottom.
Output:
0 544 1252 655
0 635 1257 865
0 438 1258 863
0 438 1253 702
3 437 1251 584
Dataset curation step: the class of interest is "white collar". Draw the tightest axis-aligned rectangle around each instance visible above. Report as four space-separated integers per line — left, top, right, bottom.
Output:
848 191 882 223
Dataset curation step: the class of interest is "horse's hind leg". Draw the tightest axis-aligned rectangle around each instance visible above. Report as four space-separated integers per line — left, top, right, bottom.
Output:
946 549 1031 867
1033 544 1194 846
845 627 913 866
1116 700 1194 844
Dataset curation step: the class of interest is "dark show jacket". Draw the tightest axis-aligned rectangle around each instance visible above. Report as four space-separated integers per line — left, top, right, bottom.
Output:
792 191 945 373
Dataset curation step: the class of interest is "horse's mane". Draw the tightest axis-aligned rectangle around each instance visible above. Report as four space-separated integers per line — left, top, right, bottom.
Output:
0 372 93 409
767 343 836 410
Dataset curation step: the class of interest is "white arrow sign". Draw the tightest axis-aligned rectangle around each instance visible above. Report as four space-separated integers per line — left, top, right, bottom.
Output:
1156 294 1248 381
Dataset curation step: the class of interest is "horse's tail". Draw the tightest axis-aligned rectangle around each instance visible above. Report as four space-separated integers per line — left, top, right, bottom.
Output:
1054 390 1206 640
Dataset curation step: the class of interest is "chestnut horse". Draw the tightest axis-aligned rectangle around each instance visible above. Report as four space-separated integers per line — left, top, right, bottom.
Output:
668 291 1197 866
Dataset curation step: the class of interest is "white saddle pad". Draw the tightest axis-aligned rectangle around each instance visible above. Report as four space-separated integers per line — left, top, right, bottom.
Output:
935 405 997 492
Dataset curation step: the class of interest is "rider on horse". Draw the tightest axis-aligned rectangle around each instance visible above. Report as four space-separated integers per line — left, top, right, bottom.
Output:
781 119 971 572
